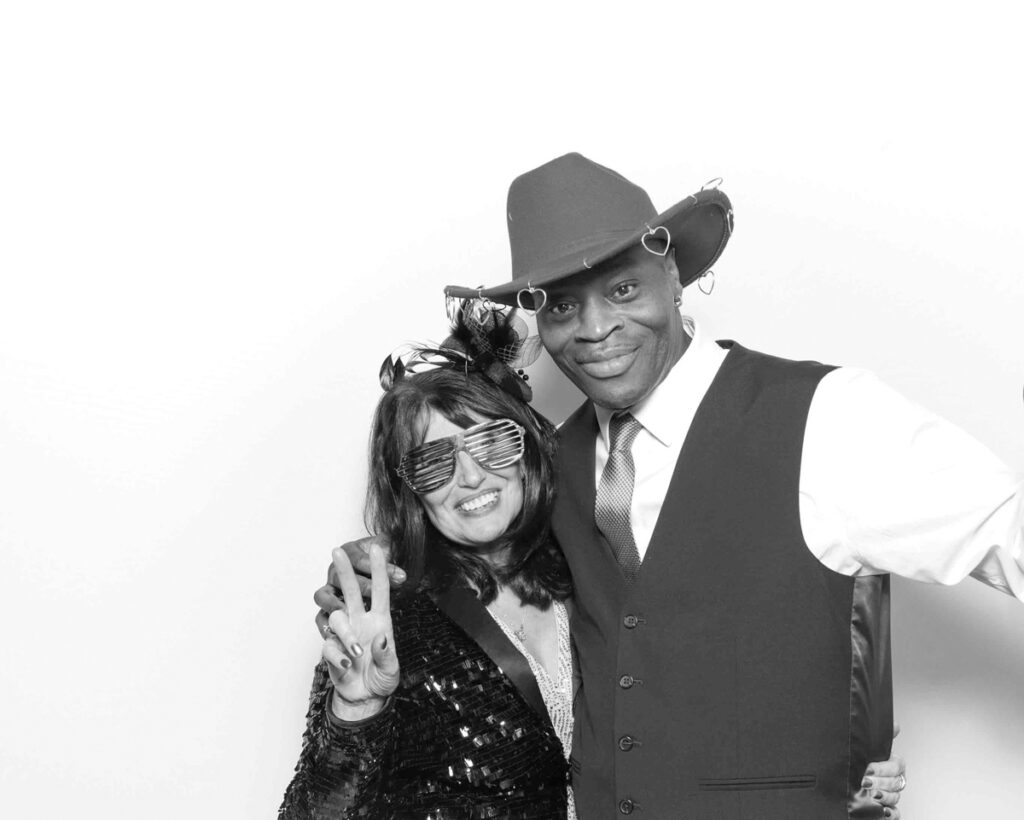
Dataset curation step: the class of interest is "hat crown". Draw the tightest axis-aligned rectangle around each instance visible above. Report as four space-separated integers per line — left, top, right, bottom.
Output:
444 152 732 307
507 153 658 279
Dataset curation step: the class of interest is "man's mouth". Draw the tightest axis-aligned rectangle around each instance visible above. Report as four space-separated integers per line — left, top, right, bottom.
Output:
456 490 500 513
576 347 638 378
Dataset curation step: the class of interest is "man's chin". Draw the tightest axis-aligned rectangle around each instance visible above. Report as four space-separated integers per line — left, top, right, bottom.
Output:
581 381 645 411
560 367 651 411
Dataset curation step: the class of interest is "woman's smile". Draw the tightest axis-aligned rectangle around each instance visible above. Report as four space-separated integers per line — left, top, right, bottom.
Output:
455 489 501 513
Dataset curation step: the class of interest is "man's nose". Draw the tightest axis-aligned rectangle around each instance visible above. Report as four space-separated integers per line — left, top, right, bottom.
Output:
575 298 622 342
454 449 486 487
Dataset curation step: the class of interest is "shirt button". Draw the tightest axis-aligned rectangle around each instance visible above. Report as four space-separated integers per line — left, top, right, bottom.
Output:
618 798 635 814
618 674 635 689
623 614 639 629
618 735 636 751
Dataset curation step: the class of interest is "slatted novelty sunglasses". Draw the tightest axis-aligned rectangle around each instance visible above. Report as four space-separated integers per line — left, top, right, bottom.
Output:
396 418 526 494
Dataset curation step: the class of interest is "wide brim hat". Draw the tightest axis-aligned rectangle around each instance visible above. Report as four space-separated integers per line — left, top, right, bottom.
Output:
445 152 734 308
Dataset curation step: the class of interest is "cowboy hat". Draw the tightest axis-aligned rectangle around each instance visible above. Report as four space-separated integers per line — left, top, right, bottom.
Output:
445 152 733 309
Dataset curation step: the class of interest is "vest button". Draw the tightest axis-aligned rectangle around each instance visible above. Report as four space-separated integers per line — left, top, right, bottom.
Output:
618 674 634 689
618 798 635 814
618 734 636 751
623 614 639 629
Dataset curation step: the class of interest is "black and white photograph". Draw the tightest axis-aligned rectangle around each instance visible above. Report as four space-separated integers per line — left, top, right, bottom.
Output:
2 3 1022 818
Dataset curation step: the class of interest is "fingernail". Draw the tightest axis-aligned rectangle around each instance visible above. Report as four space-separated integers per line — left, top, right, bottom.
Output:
865 767 875 776
381 637 388 649
390 567 406 582
351 642 363 657
884 810 892 818
862 778 873 789
339 657 351 669
874 790 883 800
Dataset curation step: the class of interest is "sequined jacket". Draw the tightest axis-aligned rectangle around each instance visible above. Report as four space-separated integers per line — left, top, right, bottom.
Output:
279 587 569 819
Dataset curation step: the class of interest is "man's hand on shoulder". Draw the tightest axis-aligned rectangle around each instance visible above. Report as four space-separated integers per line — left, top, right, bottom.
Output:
314 535 404 637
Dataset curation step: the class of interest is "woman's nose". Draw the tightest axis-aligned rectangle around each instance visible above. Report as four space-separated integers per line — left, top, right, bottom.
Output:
454 449 486 487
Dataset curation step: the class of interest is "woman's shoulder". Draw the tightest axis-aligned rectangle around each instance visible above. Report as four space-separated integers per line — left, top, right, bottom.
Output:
390 588 488 688
390 589 458 649
390 585 506 667
390 587 443 621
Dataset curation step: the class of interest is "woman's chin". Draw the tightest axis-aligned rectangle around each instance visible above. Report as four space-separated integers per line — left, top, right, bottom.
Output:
449 516 513 549
458 528 505 547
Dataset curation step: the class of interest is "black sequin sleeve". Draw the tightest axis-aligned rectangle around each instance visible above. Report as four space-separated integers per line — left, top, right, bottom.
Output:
280 592 568 819
278 661 396 819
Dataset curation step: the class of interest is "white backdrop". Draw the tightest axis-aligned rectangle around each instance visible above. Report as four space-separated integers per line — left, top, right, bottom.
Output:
1 2 1022 817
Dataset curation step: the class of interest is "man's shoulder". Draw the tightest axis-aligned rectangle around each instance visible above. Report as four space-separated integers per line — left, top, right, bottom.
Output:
716 340 838 382
555 399 597 444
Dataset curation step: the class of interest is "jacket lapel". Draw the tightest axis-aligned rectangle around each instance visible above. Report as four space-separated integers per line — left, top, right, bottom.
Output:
557 401 598 525
432 585 551 730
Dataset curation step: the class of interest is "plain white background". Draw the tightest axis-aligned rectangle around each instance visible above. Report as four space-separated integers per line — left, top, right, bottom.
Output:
2 2 1022 817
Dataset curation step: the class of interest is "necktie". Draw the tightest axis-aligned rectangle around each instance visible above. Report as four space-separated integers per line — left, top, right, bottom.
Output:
595 412 643 583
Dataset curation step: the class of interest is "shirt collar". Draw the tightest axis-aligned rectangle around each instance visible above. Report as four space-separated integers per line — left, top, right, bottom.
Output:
594 317 728 448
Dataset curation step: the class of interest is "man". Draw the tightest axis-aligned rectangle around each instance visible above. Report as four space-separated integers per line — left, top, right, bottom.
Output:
320 154 1021 817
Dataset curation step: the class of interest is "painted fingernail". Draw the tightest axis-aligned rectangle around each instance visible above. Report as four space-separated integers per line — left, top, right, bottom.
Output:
390 567 407 582
874 790 883 800
381 637 388 649
339 657 351 669
862 778 873 789
351 642 364 657
884 810 892 818
865 768 875 776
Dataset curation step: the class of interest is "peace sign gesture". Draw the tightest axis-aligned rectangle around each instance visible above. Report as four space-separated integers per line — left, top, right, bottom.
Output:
321 544 399 721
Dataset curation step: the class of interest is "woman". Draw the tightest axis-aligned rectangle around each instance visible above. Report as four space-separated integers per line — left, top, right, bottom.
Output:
281 303 906 819
281 304 576 818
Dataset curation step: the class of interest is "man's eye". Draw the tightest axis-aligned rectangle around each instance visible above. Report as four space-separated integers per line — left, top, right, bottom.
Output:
613 283 636 298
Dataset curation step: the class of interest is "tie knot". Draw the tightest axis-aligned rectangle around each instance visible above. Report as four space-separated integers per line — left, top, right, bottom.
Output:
609 412 643 453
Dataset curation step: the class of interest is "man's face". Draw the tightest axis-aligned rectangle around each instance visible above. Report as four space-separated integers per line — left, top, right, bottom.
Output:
536 243 686 410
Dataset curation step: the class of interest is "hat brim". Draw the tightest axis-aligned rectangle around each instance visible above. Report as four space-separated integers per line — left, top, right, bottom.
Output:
446 188 733 308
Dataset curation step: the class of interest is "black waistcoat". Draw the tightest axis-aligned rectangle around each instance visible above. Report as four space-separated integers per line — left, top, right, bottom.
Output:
553 342 892 819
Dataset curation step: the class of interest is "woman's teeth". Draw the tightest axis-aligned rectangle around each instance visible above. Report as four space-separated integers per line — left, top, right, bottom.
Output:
457 491 498 512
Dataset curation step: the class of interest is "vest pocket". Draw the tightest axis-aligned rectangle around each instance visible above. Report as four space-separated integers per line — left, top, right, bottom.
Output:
698 774 816 791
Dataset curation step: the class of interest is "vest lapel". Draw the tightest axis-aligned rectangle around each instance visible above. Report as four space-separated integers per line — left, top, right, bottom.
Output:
641 341 740 571
432 585 551 730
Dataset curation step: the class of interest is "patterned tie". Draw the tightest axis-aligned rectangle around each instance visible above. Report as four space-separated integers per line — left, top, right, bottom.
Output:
595 412 643 583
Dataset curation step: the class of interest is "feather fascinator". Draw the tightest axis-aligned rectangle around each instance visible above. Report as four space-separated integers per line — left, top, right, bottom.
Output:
378 299 543 404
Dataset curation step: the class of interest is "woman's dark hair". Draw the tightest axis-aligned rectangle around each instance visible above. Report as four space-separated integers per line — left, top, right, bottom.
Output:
364 367 570 607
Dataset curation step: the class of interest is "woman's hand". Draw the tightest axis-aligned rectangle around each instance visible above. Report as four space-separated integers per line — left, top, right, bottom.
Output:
861 725 906 819
321 545 399 721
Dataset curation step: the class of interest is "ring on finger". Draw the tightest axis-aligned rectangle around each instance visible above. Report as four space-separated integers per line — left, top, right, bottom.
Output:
895 773 906 791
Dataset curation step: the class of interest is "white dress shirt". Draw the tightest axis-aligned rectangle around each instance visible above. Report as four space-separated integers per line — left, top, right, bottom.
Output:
593 318 1024 599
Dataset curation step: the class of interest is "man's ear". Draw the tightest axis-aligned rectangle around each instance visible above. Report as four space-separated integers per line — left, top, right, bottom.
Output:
664 247 681 285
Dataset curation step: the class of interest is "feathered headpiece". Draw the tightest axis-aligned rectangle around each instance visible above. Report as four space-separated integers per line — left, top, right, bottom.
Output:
378 299 543 403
